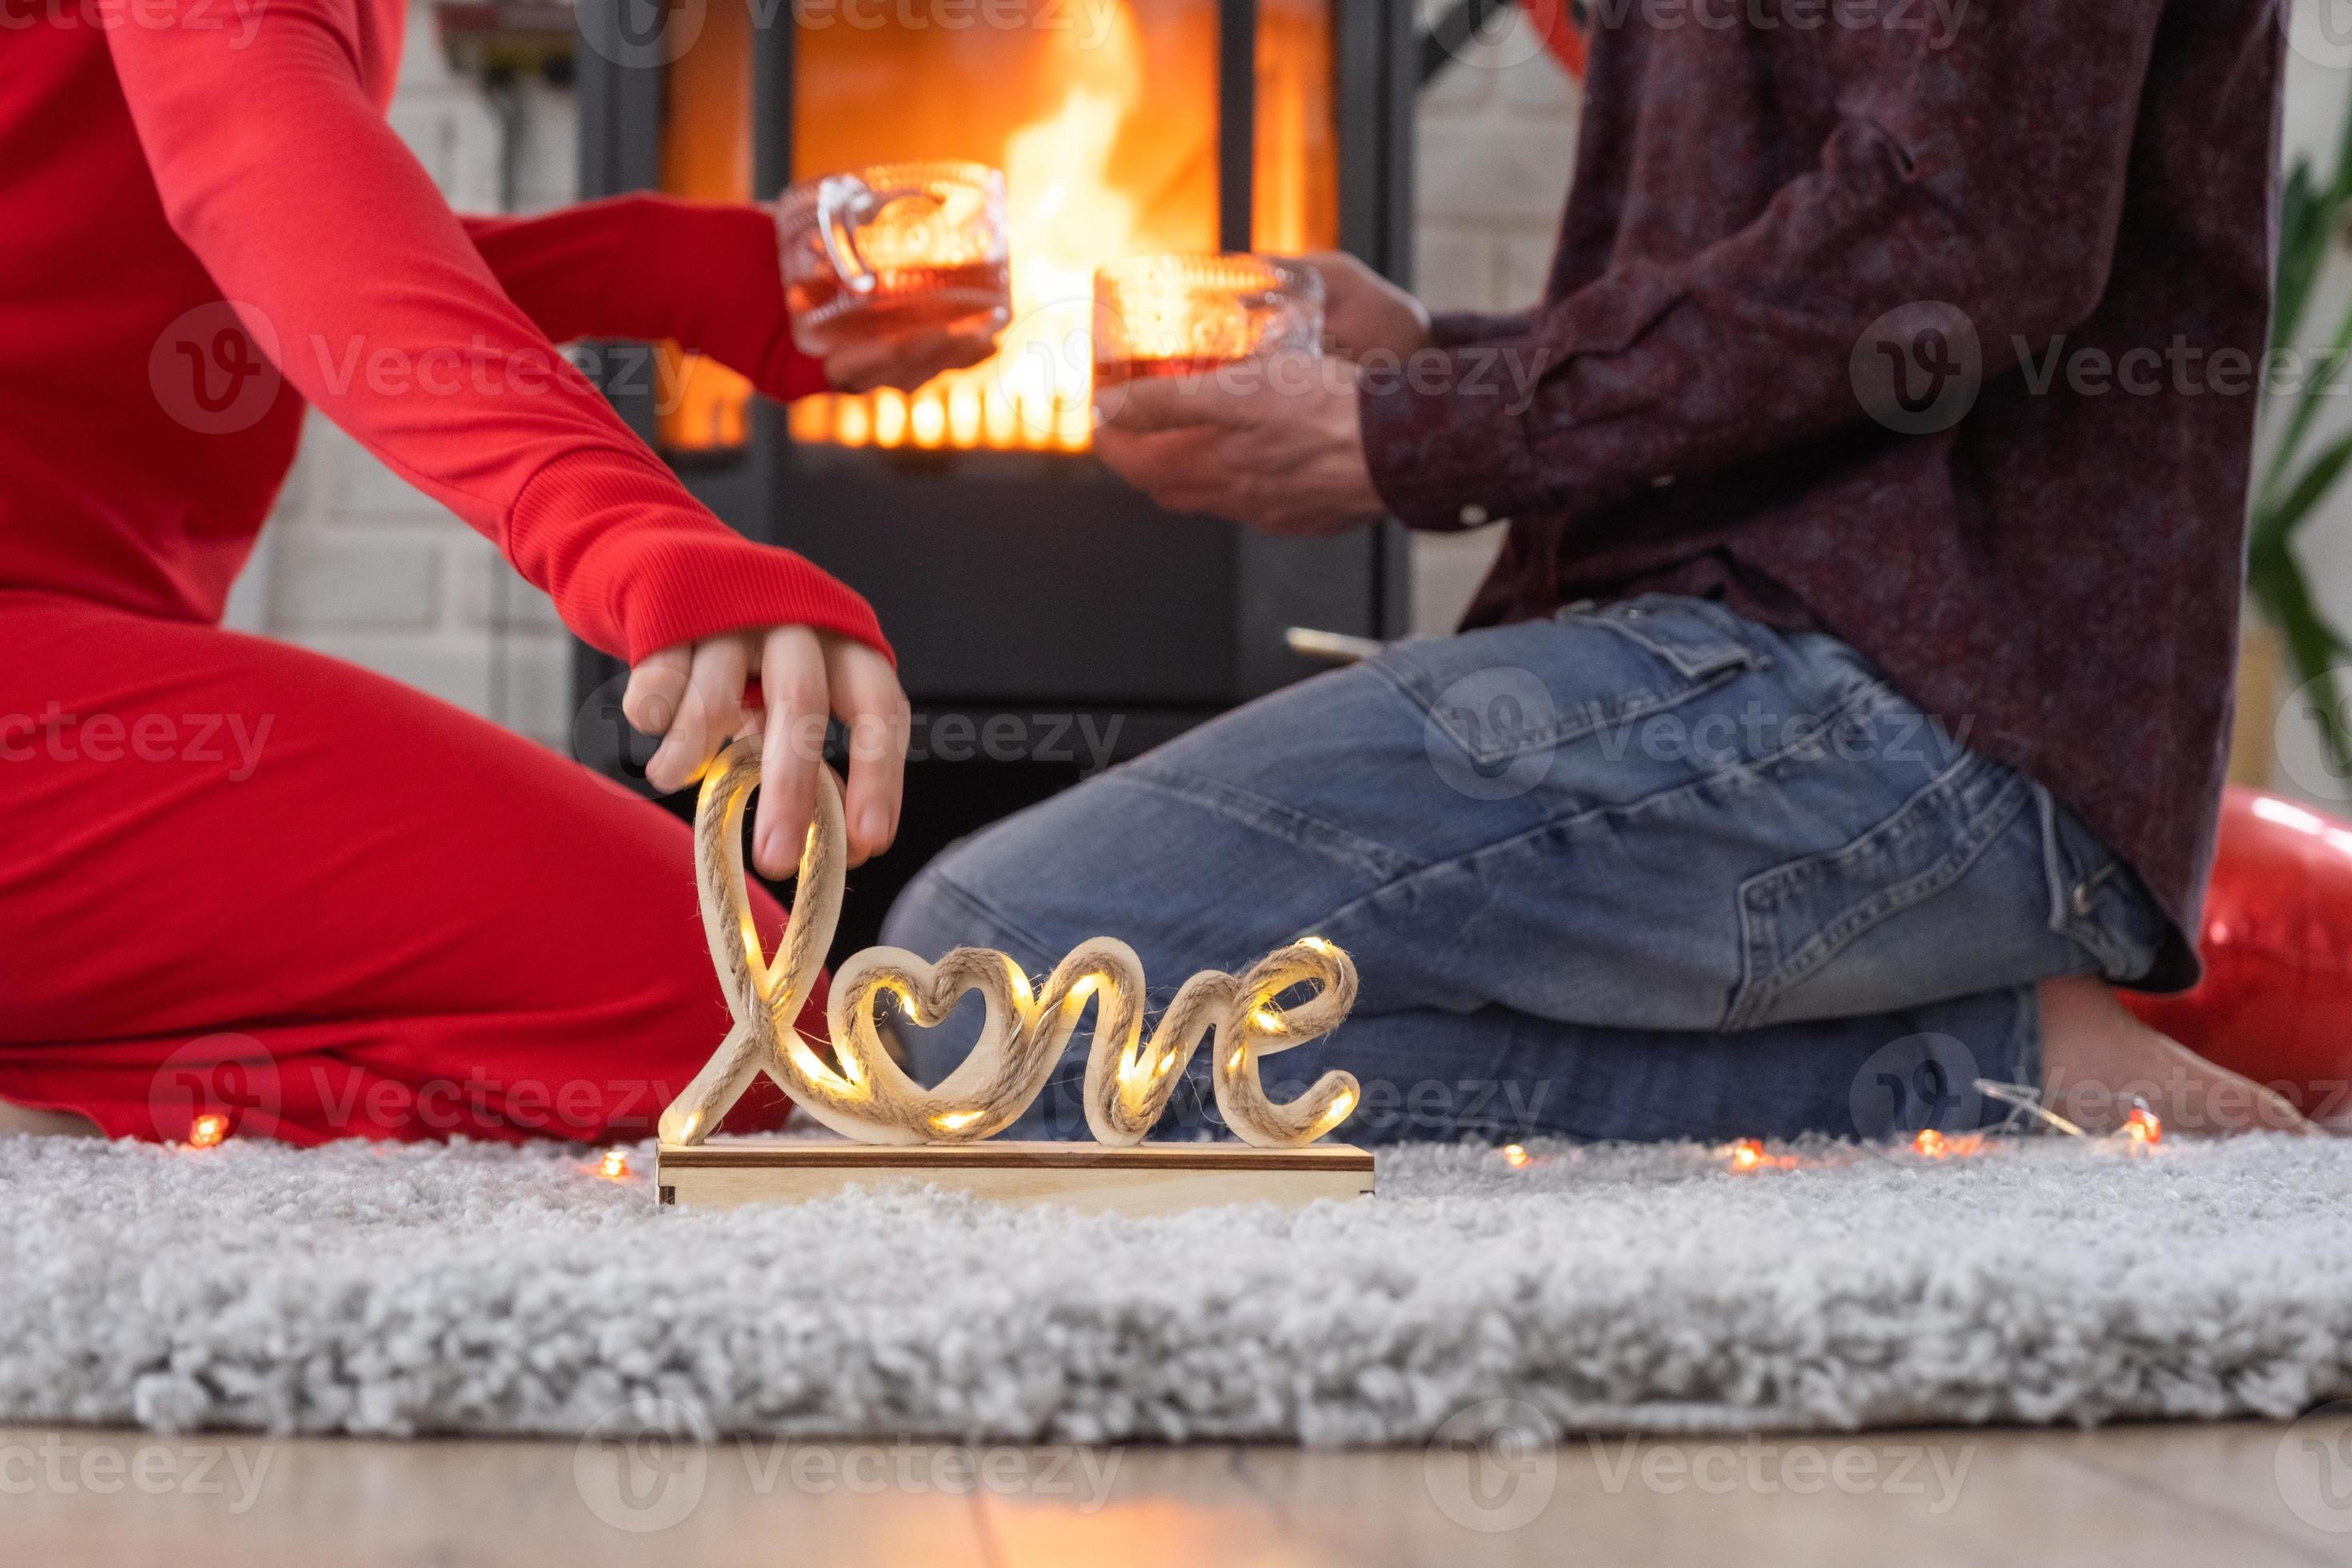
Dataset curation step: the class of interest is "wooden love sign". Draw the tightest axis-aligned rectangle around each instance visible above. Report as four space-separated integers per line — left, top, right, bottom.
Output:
653 738 1375 1214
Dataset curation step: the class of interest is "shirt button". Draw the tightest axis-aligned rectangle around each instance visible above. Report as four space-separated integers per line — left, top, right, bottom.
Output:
2071 882 2096 917
1458 503 1490 526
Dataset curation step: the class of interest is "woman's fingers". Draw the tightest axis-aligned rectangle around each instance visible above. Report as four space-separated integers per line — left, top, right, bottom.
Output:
754 626 829 879
645 636 748 794
628 628 902 874
621 644 694 738
824 326 1002 394
826 634 910 864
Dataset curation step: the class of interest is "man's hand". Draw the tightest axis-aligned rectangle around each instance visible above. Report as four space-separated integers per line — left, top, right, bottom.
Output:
821 322 1000 394
1092 358 1387 537
1300 250 1431 363
621 628 908 878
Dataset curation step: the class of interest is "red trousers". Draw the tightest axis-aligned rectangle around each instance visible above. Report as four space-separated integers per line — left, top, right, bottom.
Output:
0 592 806 1145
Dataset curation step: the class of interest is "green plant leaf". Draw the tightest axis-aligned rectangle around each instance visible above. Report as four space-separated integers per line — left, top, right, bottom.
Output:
2274 159 2323 353
2249 534 2352 774
2256 427 2352 558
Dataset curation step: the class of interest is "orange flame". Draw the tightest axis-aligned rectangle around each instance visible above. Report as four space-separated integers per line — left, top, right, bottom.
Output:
786 0 1335 454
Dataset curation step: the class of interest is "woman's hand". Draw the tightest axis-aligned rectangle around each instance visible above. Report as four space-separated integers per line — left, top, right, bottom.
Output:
821 322 1001 394
1299 250 1432 364
622 628 908 878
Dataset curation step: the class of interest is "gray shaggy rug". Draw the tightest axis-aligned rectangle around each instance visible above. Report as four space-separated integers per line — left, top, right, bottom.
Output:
3 1131 2349 1444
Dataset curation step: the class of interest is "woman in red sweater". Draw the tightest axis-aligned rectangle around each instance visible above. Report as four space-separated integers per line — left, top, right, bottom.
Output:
0 0 987 1142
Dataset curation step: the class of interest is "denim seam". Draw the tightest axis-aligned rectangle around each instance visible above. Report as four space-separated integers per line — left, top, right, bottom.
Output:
898 868 1062 973
1370 634 1760 766
1114 763 1419 882
2035 785 2142 979
1306 674 1902 942
1571 605 1772 681
1726 756 2030 1030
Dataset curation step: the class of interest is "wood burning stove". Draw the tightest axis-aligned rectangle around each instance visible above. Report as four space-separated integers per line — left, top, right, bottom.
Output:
573 0 1418 947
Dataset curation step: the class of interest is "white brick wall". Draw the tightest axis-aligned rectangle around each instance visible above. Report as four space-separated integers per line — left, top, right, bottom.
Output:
234 1 1581 734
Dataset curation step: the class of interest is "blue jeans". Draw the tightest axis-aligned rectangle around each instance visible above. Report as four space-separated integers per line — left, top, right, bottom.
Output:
880 595 2171 1144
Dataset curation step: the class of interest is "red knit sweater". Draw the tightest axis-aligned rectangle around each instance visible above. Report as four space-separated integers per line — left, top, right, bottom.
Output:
2 0 886 667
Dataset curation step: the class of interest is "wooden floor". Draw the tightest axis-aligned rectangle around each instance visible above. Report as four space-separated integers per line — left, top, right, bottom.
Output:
7 1414 2350 1566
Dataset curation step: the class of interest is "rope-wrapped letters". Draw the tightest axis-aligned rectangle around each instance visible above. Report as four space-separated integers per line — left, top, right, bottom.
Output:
658 738 1361 1149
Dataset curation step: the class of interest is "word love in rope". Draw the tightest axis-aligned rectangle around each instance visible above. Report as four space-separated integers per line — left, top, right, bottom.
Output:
657 738 1363 1150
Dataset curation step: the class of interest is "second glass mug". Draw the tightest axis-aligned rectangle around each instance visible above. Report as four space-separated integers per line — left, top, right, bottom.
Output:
1090 254 1326 389
778 159 1014 358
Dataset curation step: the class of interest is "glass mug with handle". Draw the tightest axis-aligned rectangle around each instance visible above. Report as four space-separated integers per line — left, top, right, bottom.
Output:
1090 254 1326 390
778 160 1014 358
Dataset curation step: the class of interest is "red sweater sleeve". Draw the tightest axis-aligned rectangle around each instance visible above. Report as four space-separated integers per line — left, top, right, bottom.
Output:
459 196 832 404
103 5 886 666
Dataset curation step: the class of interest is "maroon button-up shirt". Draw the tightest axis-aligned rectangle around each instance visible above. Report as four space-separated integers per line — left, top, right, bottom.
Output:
1361 2 2282 989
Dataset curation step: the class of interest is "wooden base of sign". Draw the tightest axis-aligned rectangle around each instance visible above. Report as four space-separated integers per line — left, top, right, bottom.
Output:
656 1138 1376 1218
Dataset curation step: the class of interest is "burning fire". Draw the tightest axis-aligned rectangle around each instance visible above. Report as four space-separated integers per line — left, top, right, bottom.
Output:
790 7 1146 453
786 0 1333 454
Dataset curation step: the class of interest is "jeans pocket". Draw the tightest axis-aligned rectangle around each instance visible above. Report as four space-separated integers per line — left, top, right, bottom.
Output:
1727 751 2036 1028
2038 789 2168 984
1377 594 1769 767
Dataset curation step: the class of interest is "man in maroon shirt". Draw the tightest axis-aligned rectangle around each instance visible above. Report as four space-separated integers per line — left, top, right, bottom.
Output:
883 2 2305 1142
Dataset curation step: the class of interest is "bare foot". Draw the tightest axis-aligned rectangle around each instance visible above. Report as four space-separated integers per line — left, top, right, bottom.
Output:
2038 975 2313 1136
0 1097 102 1138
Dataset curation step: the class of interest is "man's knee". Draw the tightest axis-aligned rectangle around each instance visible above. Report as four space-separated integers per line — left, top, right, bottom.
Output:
879 858 966 957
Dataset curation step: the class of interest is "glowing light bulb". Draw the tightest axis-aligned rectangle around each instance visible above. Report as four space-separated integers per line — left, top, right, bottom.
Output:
1251 1006 1283 1032
187 1113 229 1149
1299 936 1335 955
1726 1138 1764 1172
933 1109 984 1133
1911 1128 1946 1158
2124 1106 2162 1145
598 1148 630 1180
1502 1143 1530 1169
